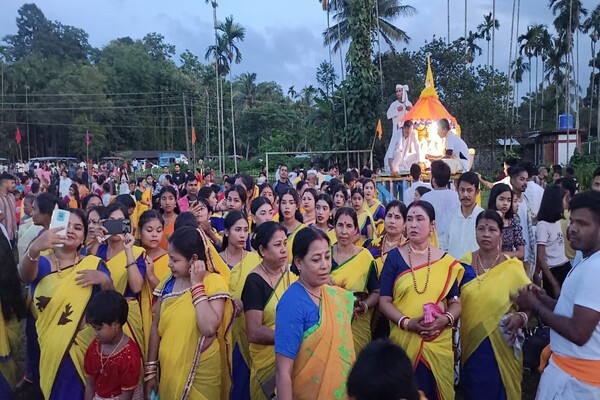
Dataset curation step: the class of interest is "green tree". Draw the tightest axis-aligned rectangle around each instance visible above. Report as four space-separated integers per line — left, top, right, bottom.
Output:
323 0 416 53
477 12 500 70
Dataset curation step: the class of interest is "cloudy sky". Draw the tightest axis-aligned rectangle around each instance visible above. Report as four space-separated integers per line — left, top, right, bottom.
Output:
1 0 598 92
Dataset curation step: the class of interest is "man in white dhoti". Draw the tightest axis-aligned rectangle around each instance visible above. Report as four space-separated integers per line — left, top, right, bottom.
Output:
385 84 413 172
390 120 421 172
514 190 600 399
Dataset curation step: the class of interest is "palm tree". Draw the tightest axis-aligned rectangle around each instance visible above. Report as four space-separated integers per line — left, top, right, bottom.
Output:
511 56 530 121
582 4 600 142
477 12 500 70
237 72 257 109
519 26 540 128
323 0 416 53
535 26 553 128
545 37 568 128
549 0 588 148
219 16 245 173
205 0 223 172
458 31 482 64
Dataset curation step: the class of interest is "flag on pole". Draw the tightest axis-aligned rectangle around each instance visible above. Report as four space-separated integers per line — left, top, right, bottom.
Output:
15 127 22 144
191 126 197 145
86 130 91 146
376 119 383 140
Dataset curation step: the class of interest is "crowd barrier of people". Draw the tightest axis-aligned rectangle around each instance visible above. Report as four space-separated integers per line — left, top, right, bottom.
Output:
0 154 599 400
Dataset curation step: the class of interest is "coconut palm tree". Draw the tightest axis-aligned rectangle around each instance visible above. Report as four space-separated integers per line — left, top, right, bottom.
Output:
545 37 568 128
458 31 482 64
219 16 245 173
519 26 540 128
477 12 500 70
582 4 600 139
323 0 416 53
205 0 223 172
511 56 530 121
237 72 257 109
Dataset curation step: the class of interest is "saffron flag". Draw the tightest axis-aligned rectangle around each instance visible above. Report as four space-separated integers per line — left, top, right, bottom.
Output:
191 126 197 145
86 130 91 146
15 127 22 144
376 119 383 140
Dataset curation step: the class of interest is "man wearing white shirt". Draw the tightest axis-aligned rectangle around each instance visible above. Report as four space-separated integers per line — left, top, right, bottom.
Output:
421 160 460 251
385 84 413 172
514 190 600 399
444 171 484 257
403 163 430 205
427 118 470 172
510 165 537 277
390 120 421 173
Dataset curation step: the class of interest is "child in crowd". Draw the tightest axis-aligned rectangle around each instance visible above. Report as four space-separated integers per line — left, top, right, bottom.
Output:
347 339 424 400
84 290 142 400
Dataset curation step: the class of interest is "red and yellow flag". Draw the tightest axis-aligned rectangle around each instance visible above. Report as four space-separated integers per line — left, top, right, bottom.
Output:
376 119 383 140
15 127 22 144
191 126 197 145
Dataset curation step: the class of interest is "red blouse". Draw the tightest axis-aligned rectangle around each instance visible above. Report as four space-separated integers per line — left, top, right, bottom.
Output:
84 337 142 397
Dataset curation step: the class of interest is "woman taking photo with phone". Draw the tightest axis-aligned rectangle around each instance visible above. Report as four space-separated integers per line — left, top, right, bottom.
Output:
20 209 112 399
94 202 147 355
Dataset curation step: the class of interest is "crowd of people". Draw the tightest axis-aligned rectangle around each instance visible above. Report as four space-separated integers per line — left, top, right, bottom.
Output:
0 155 599 400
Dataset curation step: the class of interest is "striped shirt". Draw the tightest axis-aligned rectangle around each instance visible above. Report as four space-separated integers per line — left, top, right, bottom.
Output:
0 193 17 240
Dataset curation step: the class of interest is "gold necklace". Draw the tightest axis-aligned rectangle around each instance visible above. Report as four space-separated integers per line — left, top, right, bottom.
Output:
407 246 432 294
51 252 80 276
475 251 501 281
384 235 401 250
408 243 429 256
299 280 322 300
100 333 125 375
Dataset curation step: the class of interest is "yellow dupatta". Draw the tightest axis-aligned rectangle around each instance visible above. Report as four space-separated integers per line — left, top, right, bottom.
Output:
34 255 102 399
355 209 375 246
368 200 385 235
291 285 356 400
105 246 146 352
158 272 234 400
250 271 297 400
286 223 306 264
140 253 169 357
326 228 338 245
0 306 22 390
330 248 376 354
460 253 530 400
389 254 464 400
229 251 261 367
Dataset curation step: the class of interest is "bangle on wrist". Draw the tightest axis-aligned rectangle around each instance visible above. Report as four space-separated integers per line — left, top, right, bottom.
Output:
397 316 408 328
26 251 40 262
443 312 455 328
125 261 137 269
517 311 529 327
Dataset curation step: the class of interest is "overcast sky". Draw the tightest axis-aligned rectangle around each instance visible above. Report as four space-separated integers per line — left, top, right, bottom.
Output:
1 0 597 93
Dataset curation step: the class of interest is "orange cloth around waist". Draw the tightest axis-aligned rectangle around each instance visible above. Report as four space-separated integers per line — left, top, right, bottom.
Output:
552 352 600 387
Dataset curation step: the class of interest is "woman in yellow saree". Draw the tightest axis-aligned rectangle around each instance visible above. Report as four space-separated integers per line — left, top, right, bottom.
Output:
220 211 260 400
366 200 407 277
275 227 356 400
0 233 26 398
158 186 179 250
460 210 531 400
138 210 169 354
350 188 375 246
314 193 337 245
94 203 147 355
133 177 152 229
278 188 306 264
331 207 379 355
19 209 113 399
242 221 297 400
364 178 386 236
144 227 235 400
379 201 466 400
